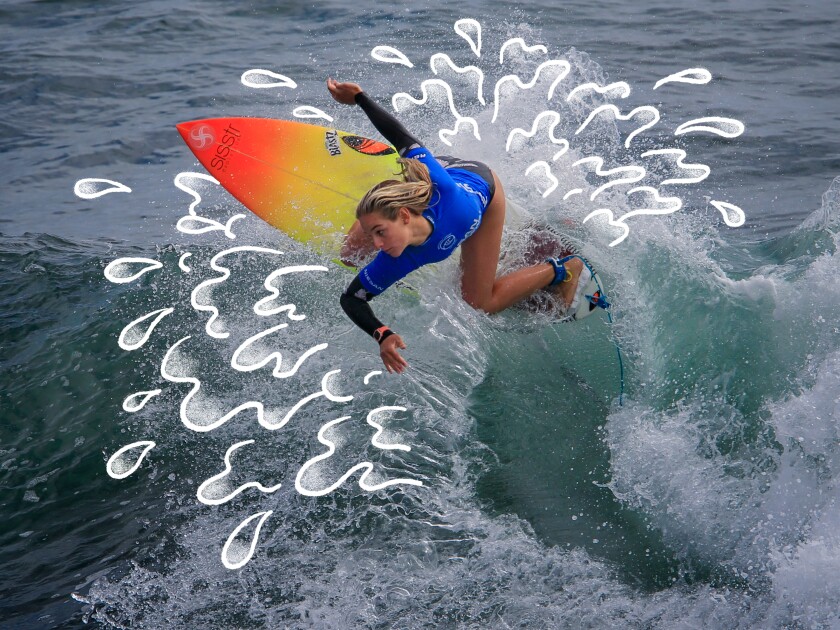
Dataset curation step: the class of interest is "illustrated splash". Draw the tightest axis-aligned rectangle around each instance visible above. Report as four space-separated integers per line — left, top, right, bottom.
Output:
77 18 746 570
364 19 745 245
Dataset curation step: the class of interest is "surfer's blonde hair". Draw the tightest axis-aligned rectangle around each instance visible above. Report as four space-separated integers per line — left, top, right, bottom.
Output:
356 158 433 219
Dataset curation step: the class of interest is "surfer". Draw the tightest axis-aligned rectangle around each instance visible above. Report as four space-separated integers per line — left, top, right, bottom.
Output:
328 78 594 374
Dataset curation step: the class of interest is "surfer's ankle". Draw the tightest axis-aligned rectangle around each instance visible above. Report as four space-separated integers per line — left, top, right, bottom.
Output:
545 257 584 307
546 257 569 286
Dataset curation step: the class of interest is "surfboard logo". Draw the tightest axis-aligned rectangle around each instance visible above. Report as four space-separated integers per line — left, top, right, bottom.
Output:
463 216 481 241
438 234 458 251
189 124 215 149
325 130 342 157
342 136 396 156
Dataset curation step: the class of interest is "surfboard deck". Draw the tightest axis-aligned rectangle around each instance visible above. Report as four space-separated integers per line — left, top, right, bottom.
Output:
177 117 609 321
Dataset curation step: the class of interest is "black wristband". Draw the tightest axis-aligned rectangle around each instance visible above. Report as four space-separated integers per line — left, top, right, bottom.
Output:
373 327 395 345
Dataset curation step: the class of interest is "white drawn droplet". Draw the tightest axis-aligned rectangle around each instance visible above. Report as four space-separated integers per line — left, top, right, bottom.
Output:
674 117 744 138
430 54 486 105
367 406 411 452
567 81 631 102
176 214 245 239
525 161 559 198
174 172 242 239
292 106 334 123
197 440 282 506
241 69 297 89
104 258 163 284
454 19 481 57
371 46 413 68
575 105 660 148
178 252 192 273
74 178 132 199
582 209 631 248
499 37 547 64
174 172 220 214
231 321 328 379
640 149 710 186
295 415 423 497
572 156 646 200
492 61 570 123
123 389 162 412
710 200 746 227
222 510 273 570
118 307 174 351
505 111 565 152
621 186 684 221
107 441 156 479
654 68 712 90
364 370 382 385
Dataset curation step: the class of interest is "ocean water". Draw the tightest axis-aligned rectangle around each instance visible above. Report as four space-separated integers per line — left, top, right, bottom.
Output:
2 0 840 628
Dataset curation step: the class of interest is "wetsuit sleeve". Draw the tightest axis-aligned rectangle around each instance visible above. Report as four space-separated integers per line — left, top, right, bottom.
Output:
340 275 387 337
354 92 421 156
358 250 421 296
353 93 461 197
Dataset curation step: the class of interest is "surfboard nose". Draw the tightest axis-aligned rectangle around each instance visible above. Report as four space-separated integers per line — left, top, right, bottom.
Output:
177 120 213 151
175 121 192 140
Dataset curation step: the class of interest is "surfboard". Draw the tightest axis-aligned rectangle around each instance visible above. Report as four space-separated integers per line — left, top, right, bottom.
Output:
176 117 608 321
176 117 401 254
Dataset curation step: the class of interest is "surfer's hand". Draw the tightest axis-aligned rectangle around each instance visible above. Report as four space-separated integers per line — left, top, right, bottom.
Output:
379 334 408 374
327 78 362 105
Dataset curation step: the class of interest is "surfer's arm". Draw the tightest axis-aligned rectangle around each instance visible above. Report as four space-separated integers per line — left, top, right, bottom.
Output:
340 276 408 373
353 93 421 156
340 276 388 337
327 79 421 155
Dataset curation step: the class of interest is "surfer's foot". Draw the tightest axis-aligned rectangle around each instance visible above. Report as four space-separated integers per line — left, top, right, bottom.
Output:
546 256 587 311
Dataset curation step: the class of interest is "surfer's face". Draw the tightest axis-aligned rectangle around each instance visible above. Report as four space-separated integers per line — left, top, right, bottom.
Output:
360 209 411 257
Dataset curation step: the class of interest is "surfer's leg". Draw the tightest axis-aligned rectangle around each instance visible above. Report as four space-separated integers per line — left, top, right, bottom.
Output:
460 174 578 313
461 173 585 314
460 173 505 311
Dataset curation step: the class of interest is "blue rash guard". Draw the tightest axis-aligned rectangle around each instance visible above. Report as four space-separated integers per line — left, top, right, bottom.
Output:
358 148 493 296
339 91 497 343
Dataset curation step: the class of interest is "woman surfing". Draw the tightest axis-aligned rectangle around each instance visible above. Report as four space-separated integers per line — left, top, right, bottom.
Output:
328 78 601 374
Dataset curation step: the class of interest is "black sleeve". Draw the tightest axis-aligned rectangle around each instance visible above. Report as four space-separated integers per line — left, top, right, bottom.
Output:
354 92 422 156
340 275 387 338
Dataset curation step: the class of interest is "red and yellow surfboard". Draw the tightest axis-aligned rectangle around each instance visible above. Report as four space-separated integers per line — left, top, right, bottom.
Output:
176 118 400 253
